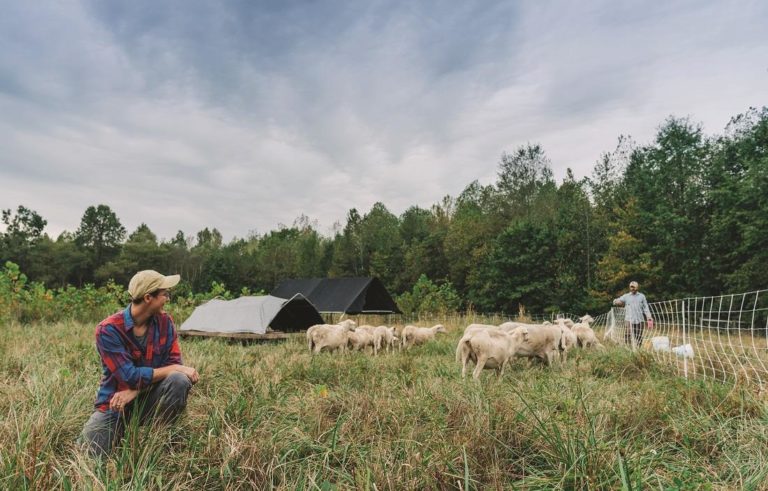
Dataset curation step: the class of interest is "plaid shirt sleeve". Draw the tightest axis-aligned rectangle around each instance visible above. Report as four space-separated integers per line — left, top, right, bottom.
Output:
96 325 154 390
162 317 183 366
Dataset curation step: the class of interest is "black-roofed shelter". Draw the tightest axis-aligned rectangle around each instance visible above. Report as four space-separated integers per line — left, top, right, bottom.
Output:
271 277 402 314
179 294 323 339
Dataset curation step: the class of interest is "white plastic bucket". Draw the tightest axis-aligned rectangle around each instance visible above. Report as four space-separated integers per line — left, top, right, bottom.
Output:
651 336 670 352
672 344 694 359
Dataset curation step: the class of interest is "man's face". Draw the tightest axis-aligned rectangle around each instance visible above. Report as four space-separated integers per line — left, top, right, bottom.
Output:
147 289 171 312
629 283 638 293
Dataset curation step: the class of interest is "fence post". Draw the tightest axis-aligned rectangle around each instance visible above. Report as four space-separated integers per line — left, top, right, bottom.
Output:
608 308 613 332
682 299 688 379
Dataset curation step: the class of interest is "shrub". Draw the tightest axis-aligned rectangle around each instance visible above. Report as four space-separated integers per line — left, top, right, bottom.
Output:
397 274 461 315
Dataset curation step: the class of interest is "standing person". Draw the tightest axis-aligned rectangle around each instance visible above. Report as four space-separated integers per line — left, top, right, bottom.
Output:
613 281 653 349
80 270 199 458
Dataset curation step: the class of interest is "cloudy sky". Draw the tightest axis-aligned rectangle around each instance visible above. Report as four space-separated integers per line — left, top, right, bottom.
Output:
1 1 766 241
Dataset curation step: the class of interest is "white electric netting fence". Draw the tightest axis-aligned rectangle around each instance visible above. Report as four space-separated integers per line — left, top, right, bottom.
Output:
591 289 768 391
347 290 768 391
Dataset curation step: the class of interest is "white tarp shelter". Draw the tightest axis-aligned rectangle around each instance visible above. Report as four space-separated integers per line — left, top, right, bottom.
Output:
179 294 323 336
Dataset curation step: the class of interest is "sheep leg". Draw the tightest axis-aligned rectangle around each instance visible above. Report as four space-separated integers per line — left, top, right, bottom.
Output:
545 351 554 366
499 359 508 378
473 355 487 379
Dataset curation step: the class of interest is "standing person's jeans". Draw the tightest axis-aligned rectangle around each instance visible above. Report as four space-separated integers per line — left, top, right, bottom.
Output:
625 321 645 349
80 372 192 459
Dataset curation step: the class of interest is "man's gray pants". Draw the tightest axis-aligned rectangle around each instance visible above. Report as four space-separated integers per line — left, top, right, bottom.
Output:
80 372 192 459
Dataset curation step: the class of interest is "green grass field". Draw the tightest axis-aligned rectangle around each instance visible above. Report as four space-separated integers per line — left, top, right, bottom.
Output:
2 319 767 490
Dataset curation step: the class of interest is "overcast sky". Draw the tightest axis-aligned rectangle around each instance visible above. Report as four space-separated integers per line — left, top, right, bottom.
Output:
1 1 766 241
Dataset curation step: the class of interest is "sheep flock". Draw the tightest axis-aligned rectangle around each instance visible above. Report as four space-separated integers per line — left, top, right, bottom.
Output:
305 315 605 379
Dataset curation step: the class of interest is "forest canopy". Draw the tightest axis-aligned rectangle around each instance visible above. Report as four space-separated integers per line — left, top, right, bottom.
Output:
2 107 766 315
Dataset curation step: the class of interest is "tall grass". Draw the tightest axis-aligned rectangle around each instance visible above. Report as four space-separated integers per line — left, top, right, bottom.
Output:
1 319 767 489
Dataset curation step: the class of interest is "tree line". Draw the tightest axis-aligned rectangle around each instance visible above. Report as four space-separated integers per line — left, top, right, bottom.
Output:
2 107 766 315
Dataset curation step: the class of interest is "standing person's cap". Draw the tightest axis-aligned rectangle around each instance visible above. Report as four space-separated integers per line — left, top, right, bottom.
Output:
128 270 181 300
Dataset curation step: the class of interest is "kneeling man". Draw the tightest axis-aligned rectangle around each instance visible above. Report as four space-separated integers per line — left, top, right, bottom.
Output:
81 270 199 458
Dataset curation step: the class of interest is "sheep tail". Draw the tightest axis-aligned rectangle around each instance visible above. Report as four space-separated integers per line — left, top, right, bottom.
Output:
459 336 473 364
306 326 316 352
558 329 567 352
455 337 465 363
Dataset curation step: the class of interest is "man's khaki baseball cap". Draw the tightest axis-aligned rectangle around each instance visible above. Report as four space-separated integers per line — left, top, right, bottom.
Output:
128 270 181 300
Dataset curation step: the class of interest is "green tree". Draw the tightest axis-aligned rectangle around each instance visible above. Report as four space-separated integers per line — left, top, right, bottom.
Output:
0 205 48 275
329 209 363 277
357 202 402 292
203 239 256 293
591 198 661 304
496 144 556 221
1 205 47 241
74 204 126 279
587 136 635 306
623 117 711 298
194 227 223 250
26 232 88 287
292 216 332 279
705 107 768 292
443 182 500 298
551 170 593 313
160 230 192 295
188 227 223 290
396 274 461 315
252 227 303 291
399 206 449 290
98 223 165 284
468 220 557 314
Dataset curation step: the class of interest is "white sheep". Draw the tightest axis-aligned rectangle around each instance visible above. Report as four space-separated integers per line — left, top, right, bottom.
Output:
511 324 564 366
373 325 398 355
498 321 526 332
306 319 357 355
347 328 375 352
460 328 526 379
455 323 500 362
556 318 578 362
401 324 447 349
355 324 378 334
572 315 603 349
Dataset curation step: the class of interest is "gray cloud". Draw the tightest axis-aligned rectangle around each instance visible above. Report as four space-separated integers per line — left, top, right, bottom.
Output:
1 0 766 241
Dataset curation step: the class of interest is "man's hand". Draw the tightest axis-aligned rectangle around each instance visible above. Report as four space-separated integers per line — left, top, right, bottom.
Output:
110 389 139 412
176 365 199 384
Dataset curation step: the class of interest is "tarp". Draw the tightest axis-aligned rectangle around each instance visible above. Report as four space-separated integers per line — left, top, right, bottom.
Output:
179 294 323 334
271 277 401 314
